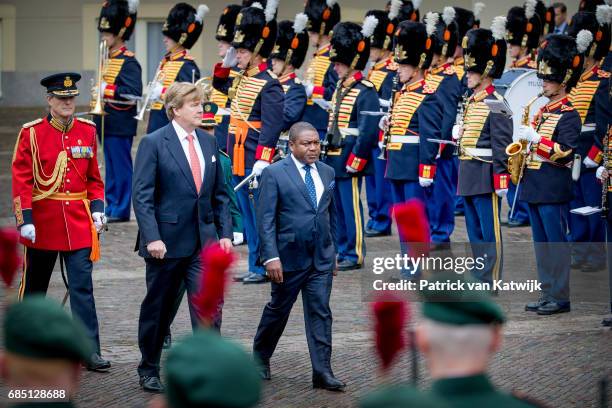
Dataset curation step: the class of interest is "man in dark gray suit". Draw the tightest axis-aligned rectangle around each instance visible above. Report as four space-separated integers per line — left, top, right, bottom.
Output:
132 82 232 393
253 122 345 392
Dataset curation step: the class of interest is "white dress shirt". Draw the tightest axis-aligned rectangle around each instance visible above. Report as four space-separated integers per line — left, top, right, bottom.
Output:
172 120 205 180
291 154 324 205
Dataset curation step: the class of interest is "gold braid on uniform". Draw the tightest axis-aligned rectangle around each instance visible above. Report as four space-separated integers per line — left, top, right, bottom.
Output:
29 127 68 202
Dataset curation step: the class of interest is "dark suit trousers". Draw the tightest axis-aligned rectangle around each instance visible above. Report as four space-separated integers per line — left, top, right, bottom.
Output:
138 252 204 377
253 266 333 376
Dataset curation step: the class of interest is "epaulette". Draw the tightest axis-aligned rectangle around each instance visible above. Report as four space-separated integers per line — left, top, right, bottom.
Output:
184 54 194 60
527 60 537 69
361 80 374 88
443 65 456 75
123 50 135 57
76 117 96 126
599 69 611 79
22 118 43 129
422 85 436 94
561 104 574 112
267 70 278 79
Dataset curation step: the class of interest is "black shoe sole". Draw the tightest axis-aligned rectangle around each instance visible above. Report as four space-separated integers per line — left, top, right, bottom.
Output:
243 279 269 284
313 383 346 392
537 308 571 315
365 231 391 237
86 364 111 372
337 264 362 271
525 305 541 312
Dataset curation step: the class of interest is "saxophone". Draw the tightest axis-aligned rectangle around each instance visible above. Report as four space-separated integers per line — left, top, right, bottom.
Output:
601 127 610 218
506 93 542 185
454 91 469 156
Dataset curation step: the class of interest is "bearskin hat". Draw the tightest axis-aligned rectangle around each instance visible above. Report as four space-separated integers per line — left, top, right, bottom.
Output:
535 1 556 36
537 34 586 91
395 0 420 23
98 0 138 41
232 2 279 58
163 3 208 49
305 0 341 37
365 10 392 50
270 14 309 69
215 4 242 43
453 7 477 40
506 2 541 51
430 7 459 58
329 22 371 71
462 17 507 79
579 0 605 13
393 20 434 69
567 8 611 61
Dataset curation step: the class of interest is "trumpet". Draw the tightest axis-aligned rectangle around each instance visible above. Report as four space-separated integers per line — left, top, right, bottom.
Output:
134 62 165 121
89 40 109 116
506 93 542 185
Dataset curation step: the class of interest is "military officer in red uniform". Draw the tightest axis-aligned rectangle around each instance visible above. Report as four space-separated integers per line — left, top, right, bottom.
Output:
11 73 110 371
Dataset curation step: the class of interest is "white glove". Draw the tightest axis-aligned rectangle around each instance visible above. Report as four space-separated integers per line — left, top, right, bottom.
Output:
378 140 384 150
20 224 35 243
495 188 508 198
232 231 244 246
419 177 433 188
583 156 599 168
149 82 164 102
345 165 358 174
100 80 108 94
222 47 237 68
452 124 463 140
92 212 107 233
518 125 541 143
596 166 608 181
305 83 314 98
252 160 270 176
379 98 391 108
378 114 390 131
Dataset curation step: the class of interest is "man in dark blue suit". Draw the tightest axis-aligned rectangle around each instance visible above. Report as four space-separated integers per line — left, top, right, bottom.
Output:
252 122 345 392
132 82 233 393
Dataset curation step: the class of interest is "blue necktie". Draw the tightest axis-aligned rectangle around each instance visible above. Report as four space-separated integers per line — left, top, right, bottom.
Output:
303 165 317 209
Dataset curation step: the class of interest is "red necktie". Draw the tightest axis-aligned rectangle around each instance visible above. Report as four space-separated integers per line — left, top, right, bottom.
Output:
187 134 202 193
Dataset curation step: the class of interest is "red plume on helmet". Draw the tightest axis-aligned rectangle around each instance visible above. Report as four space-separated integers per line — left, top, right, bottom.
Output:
0 228 21 288
190 243 236 325
371 292 409 371
393 199 431 257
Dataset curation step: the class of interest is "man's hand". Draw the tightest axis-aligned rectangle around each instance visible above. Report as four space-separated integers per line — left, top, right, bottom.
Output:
452 124 463 140
92 212 107 233
378 114 390 131
252 160 270 176
265 259 283 283
419 177 433 188
583 156 599 168
596 166 609 181
20 224 36 243
222 47 237 68
149 82 164 102
147 240 167 259
518 125 541 144
219 238 232 252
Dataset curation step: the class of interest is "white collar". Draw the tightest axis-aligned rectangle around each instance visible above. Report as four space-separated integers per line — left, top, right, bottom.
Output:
291 154 316 171
172 120 195 141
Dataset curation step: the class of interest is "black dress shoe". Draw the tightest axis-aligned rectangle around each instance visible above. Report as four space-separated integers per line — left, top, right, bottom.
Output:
365 228 391 237
140 376 164 393
243 272 269 284
313 372 346 392
106 216 129 223
581 263 605 272
163 333 172 349
454 210 464 216
233 271 251 282
537 301 571 315
602 317 612 327
525 299 549 312
259 360 271 380
507 219 530 228
85 353 111 372
337 260 362 271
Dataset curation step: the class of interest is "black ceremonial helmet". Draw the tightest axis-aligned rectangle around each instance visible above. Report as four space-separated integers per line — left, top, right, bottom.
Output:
567 9 611 61
393 20 434 70
232 3 278 58
329 22 371 71
431 7 459 58
462 18 507 79
506 2 542 52
365 10 393 51
215 4 242 43
163 3 208 49
270 15 310 69
305 0 341 37
97 0 138 41
536 34 584 91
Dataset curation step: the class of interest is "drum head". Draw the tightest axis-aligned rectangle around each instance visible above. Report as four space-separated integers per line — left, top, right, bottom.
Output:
501 70 548 141
493 68 531 96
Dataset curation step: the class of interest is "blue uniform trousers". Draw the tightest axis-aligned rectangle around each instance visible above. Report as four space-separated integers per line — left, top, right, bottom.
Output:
463 193 503 285
528 203 571 304
506 181 530 224
452 156 464 214
335 177 366 265
253 266 333 375
428 157 455 243
102 135 133 220
569 171 606 267
234 169 265 275
365 147 392 233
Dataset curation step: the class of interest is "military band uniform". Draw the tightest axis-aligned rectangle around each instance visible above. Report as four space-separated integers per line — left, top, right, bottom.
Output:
12 79 106 356
279 72 307 131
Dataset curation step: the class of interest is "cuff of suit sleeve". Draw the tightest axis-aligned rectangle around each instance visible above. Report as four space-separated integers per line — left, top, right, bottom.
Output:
103 84 116 99
419 164 436 179
312 86 325 99
346 153 368 172
255 145 276 162
587 145 603 164
263 257 280 265
494 173 510 190
214 62 231 79
90 199 105 214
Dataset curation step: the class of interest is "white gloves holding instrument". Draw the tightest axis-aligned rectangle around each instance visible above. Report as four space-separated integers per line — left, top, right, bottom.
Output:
452 124 463 140
222 47 237 68
92 212 107 233
378 114 390 131
495 188 508 198
149 82 164 102
252 160 270 176
518 125 541 144
20 224 36 243
596 166 608 181
419 177 433 188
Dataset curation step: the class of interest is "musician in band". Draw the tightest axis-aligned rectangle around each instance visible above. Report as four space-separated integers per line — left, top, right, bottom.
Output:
519 34 584 315
567 8 612 272
301 0 340 140
94 0 142 223
146 3 205 133
595 126 612 327
362 6 398 239
382 20 442 276
212 2 284 284
454 18 512 285
269 15 308 132
323 21 380 271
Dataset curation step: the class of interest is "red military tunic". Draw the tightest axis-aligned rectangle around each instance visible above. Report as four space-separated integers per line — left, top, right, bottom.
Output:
12 114 105 252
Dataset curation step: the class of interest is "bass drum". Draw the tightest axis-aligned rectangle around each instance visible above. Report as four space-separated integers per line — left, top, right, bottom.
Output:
494 68 548 141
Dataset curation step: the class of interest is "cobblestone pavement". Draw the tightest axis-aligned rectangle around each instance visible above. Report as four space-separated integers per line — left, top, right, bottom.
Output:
0 109 610 408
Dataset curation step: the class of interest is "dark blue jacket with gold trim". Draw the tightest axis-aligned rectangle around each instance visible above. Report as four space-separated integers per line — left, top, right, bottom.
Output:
520 97 581 204
428 62 463 160
279 72 307 132
323 72 380 178
367 56 397 103
457 86 513 196
213 62 284 176
211 66 239 152
146 50 201 133
93 46 142 137
384 79 443 182
301 44 339 132
569 64 612 170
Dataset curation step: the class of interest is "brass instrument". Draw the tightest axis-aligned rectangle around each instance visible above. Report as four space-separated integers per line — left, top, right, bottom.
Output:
601 127 610 218
89 40 109 116
194 76 213 101
320 76 347 161
506 93 542 185
454 91 469 156
134 62 165 121
378 74 399 160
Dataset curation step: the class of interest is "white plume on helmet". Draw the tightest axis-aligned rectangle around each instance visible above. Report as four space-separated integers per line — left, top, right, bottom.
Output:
425 12 439 37
293 12 308 34
362 15 379 38
596 5 612 26
442 7 456 26
252 2 263 9
127 0 139 14
326 0 338 7
195 5 209 23
491 16 507 41
524 0 537 20
264 0 279 23
576 29 593 54
412 0 422 10
473 2 485 18
388 0 402 20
